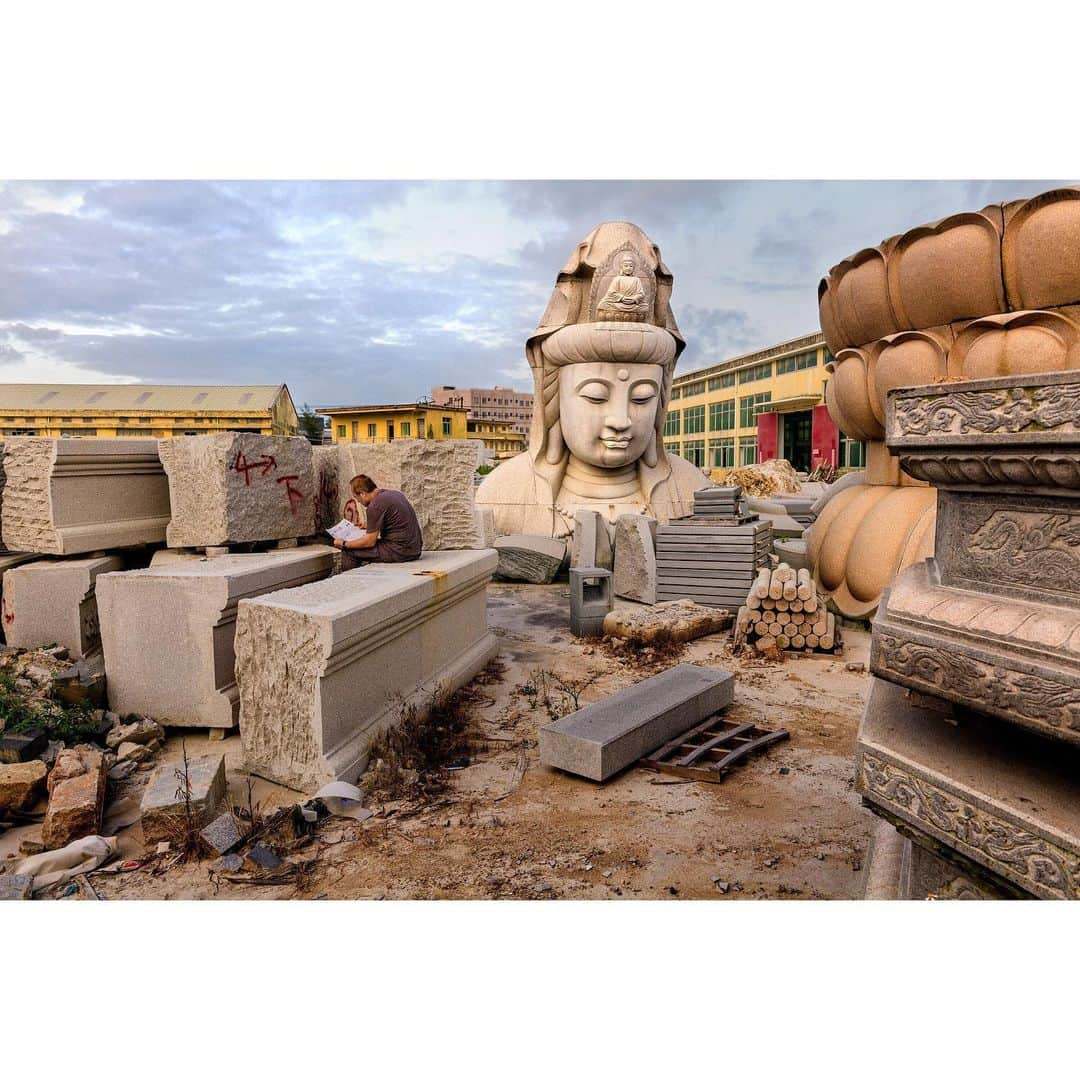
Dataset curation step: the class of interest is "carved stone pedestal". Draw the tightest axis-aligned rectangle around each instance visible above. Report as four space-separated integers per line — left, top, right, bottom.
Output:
857 370 1080 898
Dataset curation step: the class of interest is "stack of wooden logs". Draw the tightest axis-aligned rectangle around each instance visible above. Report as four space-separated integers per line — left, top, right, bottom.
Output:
734 562 839 654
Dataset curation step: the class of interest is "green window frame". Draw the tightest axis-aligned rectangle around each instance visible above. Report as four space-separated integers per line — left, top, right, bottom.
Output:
683 439 705 467
709 437 735 468
337 424 346 439
684 405 705 434
367 423 377 439
739 361 773 384
708 373 736 391
709 399 735 431
663 409 681 437
739 437 757 466
401 421 411 437
442 416 452 436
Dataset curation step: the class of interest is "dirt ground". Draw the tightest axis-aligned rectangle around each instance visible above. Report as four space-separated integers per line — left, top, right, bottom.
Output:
2 584 877 900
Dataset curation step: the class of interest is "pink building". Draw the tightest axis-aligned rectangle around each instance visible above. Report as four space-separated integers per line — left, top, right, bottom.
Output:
430 385 533 437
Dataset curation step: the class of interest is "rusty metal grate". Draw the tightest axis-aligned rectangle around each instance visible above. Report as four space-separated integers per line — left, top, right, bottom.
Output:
638 715 789 782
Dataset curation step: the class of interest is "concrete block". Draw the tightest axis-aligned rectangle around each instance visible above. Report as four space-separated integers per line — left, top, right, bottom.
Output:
97 547 334 729
140 753 227 845
613 514 657 603
570 509 613 571
493 534 566 583
42 746 107 850
3 555 123 659
540 664 736 782
569 567 612 638
0 760 48 812
235 549 499 792
334 440 484 550
159 433 315 547
1 438 170 555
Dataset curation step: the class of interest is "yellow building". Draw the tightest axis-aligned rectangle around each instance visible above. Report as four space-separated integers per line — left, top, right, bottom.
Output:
664 332 866 474
0 383 299 438
318 402 469 444
467 418 526 460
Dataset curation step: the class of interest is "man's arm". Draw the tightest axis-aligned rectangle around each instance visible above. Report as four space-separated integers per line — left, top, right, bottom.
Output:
343 528 379 550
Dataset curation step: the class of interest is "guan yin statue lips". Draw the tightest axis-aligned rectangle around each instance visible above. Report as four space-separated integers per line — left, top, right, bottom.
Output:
540 321 678 367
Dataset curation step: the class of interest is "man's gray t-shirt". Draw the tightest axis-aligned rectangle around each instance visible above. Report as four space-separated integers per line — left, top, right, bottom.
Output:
365 489 423 562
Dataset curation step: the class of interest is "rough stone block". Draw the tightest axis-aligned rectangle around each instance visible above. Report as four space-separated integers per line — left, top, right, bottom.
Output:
334 440 484 550
613 514 657 602
1 438 170 555
570 509 613 571
493 534 566 583
0 759 48 812
200 811 245 856
2 555 123 659
159 433 315 547
540 664 736 781
0 728 48 764
235 549 499 792
42 746 107 850
312 445 341 534
97 547 334 729
140 752 227 845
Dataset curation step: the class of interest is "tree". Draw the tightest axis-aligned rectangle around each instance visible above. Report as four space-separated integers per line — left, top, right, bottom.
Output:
298 403 325 444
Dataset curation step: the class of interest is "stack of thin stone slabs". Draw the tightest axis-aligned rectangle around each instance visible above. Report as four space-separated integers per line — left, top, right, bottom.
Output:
857 369 1080 900
655 486 772 610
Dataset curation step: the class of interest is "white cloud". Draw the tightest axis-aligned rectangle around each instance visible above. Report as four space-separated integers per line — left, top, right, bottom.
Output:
0 351 140 384
0 319 164 338
18 187 85 216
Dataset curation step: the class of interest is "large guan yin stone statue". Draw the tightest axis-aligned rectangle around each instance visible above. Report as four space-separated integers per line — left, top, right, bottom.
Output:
476 222 705 538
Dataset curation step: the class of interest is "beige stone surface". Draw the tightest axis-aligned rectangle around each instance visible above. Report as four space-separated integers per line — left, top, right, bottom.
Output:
0 438 170 555
0 760 47 812
475 222 705 540
1002 186 1080 310
97 547 334 729
951 310 1080 380
159 433 315 547
334 439 484 550
612 514 657 602
140 753 227 845
3 555 123 658
602 599 729 644
570 509 613 571
235 549 499 792
41 746 106 850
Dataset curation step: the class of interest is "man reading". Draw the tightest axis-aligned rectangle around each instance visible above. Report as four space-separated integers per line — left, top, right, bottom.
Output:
334 474 423 571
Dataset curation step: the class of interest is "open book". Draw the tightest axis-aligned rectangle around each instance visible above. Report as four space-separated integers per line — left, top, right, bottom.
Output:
327 519 366 543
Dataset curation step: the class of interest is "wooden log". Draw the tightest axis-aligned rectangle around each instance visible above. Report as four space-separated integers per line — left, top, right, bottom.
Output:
805 633 819 648
776 633 790 650
752 568 771 599
760 597 777 611
756 635 777 652
821 612 835 651
791 634 806 649
775 598 789 612
796 568 813 601
736 606 750 631
747 593 762 610
790 611 806 626
776 611 792 627
782 578 797 601
804 595 818 614
790 599 803 613
754 620 770 637
774 565 796 583
768 575 783 600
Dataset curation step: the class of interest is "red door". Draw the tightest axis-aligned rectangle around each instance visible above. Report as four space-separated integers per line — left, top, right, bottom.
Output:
810 404 838 468
756 411 778 462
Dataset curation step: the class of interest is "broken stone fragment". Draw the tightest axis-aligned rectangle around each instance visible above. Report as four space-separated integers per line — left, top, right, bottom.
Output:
105 717 165 750
200 812 245 856
242 844 282 871
213 852 244 873
41 747 107 850
139 753 227 846
107 760 138 782
0 728 48 765
116 741 151 764
0 872 34 901
0 760 48 812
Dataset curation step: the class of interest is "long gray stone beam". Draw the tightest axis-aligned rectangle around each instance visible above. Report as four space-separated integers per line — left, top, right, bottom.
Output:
540 664 735 782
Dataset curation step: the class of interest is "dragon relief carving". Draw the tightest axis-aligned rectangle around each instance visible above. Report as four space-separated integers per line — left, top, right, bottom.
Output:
875 635 1080 732
893 383 1080 437
959 508 1080 591
860 753 1080 898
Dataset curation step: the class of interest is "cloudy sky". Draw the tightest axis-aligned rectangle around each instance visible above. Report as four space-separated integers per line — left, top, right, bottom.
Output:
0 179 1069 409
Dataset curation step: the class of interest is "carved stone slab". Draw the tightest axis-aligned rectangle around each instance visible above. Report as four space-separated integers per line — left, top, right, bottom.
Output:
886 370 1080 494
872 561 1080 746
857 678 1080 900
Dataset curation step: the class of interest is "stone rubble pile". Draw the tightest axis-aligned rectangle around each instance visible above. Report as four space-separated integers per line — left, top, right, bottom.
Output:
734 563 838 654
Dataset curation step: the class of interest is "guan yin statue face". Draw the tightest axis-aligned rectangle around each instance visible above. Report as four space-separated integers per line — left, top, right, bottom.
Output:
558 361 663 469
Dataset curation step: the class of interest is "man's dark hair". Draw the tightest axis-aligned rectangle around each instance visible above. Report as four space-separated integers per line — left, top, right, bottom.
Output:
351 474 377 494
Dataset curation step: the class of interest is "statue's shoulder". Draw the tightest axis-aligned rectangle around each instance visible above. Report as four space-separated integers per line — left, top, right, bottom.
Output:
475 452 544 505
649 454 712 520
666 453 713 495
